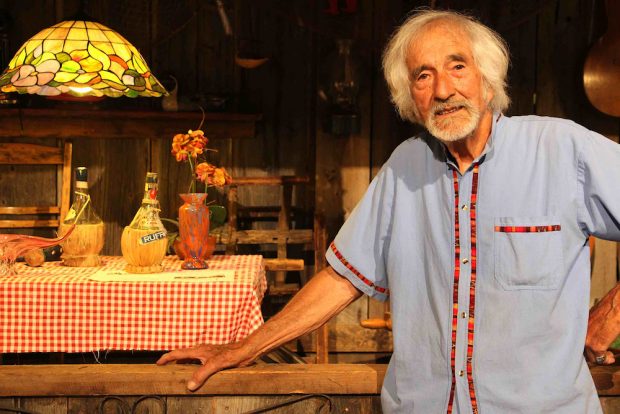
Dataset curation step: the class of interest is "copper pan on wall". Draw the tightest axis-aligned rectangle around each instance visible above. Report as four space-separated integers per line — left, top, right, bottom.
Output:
583 0 620 117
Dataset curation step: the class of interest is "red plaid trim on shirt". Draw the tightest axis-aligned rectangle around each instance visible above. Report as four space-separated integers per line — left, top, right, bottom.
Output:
447 164 481 414
329 242 388 294
447 168 461 414
494 225 561 232
466 164 480 414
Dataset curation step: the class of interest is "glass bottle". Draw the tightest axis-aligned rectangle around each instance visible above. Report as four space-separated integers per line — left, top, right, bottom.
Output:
121 172 168 273
63 167 102 225
128 172 166 231
60 167 105 267
322 39 361 135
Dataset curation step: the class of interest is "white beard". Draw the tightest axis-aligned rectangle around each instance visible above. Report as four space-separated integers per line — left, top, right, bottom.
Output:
425 99 481 143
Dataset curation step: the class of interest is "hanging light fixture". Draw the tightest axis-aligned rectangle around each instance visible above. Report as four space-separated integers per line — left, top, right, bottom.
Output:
0 19 167 98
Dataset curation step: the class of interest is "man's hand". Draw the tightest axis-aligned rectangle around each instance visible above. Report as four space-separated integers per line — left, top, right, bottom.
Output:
586 283 620 365
157 266 362 391
584 345 615 365
156 341 253 391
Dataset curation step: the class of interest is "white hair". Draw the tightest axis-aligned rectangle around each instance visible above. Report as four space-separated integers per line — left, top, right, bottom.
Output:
382 9 510 124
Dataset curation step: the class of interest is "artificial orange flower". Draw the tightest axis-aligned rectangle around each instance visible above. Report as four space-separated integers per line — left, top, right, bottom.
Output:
173 128 231 193
211 167 232 186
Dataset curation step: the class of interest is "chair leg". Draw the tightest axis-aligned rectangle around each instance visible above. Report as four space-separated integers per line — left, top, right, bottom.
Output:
315 324 329 363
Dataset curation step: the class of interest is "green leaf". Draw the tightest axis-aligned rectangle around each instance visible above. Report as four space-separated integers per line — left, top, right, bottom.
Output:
209 205 226 229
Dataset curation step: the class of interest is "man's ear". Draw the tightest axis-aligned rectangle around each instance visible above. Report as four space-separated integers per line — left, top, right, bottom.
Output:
483 80 494 105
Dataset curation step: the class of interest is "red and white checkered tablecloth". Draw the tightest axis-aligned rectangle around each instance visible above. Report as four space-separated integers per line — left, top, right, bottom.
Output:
0 255 266 353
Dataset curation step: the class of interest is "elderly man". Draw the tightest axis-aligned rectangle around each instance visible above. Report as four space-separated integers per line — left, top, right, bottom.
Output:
158 9 620 413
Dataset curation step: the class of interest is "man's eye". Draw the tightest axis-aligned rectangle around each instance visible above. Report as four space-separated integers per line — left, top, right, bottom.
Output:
453 64 465 70
417 73 429 81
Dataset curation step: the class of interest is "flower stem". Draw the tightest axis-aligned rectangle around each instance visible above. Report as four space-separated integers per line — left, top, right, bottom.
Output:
197 106 206 131
188 156 195 193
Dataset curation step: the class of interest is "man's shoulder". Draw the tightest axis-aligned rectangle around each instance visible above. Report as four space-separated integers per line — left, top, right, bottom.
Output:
389 133 443 162
502 114 589 135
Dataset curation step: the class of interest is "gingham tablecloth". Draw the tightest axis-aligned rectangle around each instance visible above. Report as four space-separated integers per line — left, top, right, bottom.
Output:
0 255 266 353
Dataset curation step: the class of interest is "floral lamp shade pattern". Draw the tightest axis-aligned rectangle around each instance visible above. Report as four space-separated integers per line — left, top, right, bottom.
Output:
0 20 167 98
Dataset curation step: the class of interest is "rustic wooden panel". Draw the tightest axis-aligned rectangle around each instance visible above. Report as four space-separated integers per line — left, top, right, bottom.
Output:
370 0 419 175
601 396 620 414
0 364 386 396
67 396 165 414
0 138 60 237
71 138 150 255
592 364 620 396
19 398 67 414
591 238 619 307
496 0 538 116
0 109 259 140
300 318 393 353
2 395 382 414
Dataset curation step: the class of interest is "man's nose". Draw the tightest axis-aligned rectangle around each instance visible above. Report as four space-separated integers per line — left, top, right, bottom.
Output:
434 72 455 101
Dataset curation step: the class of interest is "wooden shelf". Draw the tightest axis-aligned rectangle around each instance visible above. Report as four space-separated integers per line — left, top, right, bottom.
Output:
0 108 261 140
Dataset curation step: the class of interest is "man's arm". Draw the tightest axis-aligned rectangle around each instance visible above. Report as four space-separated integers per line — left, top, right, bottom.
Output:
157 266 363 390
585 283 620 364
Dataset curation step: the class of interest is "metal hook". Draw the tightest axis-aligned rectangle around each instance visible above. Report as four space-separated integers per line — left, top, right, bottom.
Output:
97 396 131 414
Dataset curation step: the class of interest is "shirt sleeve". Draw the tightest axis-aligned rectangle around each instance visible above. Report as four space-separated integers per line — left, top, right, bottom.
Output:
325 164 394 301
577 130 620 240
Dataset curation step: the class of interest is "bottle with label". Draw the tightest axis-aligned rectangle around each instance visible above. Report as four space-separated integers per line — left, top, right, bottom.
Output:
121 172 168 273
59 167 105 267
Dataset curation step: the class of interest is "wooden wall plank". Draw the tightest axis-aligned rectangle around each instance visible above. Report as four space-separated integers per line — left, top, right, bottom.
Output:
71 138 150 255
591 238 619 307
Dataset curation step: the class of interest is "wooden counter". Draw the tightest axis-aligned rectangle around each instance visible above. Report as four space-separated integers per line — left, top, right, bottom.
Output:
1 363 618 413
0 364 384 413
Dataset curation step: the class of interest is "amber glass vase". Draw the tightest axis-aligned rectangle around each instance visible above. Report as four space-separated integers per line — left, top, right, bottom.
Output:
178 193 210 269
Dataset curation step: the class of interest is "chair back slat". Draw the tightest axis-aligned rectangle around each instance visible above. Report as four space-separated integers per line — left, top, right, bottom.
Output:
0 142 72 231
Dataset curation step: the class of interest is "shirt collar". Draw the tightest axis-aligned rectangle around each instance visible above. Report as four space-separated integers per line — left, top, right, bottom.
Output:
441 111 502 170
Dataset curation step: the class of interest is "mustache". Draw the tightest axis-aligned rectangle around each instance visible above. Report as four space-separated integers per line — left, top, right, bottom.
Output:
430 99 477 116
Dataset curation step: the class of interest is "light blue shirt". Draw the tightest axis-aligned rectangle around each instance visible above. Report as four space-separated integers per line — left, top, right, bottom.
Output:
326 113 620 413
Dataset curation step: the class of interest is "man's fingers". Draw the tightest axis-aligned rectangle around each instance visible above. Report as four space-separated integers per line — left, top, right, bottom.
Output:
157 348 202 365
588 350 615 365
188 363 217 391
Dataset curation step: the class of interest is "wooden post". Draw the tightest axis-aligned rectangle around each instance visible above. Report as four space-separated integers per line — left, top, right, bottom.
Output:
314 215 329 363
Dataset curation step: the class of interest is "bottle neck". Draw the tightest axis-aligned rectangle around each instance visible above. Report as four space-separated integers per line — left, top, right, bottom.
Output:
64 181 101 224
74 180 90 197
141 181 159 207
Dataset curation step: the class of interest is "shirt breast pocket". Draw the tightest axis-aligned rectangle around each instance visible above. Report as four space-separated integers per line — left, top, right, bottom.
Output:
493 216 563 290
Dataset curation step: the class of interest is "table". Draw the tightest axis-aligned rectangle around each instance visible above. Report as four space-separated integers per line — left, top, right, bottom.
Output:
0 255 266 353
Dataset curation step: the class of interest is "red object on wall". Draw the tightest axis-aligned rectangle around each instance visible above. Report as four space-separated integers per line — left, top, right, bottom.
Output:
324 0 357 15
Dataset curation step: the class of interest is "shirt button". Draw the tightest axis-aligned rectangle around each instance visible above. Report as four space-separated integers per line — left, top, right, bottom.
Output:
462 258 469 264
458 370 464 377
461 204 468 210
461 312 467 318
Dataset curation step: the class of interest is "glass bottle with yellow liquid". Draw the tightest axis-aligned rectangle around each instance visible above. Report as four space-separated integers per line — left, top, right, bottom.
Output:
59 167 105 267
121 172 168 273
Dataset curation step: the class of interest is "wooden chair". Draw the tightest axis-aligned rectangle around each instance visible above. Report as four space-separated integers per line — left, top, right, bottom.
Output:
0 141 72 231
0 141 72 365
222 176 314 295
219 175 330 362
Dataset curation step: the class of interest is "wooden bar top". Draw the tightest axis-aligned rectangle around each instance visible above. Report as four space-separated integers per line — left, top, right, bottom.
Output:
0 363 616 397
0 364 386 396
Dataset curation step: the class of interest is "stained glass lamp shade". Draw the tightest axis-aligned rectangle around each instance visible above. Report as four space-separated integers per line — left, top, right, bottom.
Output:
0 20 167 98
